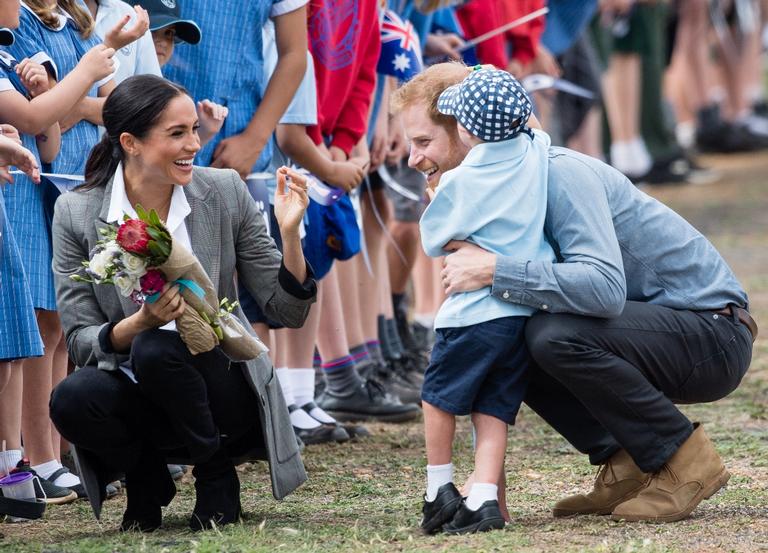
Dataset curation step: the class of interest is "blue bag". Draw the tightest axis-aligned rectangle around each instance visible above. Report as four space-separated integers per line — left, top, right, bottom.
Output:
302 194 360 280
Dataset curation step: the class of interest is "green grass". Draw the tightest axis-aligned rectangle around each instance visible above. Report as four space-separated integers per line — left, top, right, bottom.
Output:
2 152 767 552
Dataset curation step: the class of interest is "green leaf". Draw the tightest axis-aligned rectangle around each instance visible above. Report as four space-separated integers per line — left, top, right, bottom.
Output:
147 241 165 259
135 204 149 221
146 227 162 241
149 209 162 227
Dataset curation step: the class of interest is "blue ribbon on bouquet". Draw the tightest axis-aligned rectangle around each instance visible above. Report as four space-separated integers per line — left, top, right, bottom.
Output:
146 278 205 304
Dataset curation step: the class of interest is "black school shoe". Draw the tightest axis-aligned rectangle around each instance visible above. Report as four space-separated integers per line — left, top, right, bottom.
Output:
443 499 505 535
420 483 462 534
317 379 421 423
289 404 350 445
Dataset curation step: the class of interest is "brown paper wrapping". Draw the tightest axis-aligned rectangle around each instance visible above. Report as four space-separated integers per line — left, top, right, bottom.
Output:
157 238 267 361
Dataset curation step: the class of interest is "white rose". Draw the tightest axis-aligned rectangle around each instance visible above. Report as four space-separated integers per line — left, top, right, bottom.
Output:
104 241 122 259
87 250 111 280
121 252 147 277
113 272 139 297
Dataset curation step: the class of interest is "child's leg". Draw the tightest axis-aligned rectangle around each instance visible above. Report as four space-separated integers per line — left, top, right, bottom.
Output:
423 400 456 500
467 412 507 510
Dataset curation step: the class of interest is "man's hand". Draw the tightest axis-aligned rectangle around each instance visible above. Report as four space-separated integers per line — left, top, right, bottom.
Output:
0 133 40 184
104 5 150 51
210 132 264 179
441 240 496 295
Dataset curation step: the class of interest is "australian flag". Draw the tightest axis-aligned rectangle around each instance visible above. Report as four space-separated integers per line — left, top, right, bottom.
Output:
377 9 423 81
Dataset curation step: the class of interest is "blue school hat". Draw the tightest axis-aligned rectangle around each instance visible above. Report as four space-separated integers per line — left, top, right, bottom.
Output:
0 28 14 47
143 0 201 45
437 67 533 142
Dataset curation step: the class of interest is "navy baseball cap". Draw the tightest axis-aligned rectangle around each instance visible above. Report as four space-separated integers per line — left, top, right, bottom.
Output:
437 67 533 142
0 28 14 47
143 0 201 45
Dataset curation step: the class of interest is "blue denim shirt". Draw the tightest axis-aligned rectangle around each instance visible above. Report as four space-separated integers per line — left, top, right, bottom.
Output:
491 147 748 316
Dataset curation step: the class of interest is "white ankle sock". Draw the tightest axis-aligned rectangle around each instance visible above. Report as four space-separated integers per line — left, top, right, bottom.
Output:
466 483 498 511
426 463 453 502
0 449 22 477
276 368 296 406
32 460 81 487
306 404 337 424
289 408 321 430
629 137 652 176
289 368 316 407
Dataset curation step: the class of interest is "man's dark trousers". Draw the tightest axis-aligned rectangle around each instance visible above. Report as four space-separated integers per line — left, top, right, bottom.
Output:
523 301 753 472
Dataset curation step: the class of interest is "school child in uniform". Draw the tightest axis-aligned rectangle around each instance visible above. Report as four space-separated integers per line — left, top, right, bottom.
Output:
0 3 117 500
415 67 555 534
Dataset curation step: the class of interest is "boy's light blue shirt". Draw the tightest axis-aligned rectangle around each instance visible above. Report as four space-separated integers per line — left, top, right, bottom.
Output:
420 129 555 329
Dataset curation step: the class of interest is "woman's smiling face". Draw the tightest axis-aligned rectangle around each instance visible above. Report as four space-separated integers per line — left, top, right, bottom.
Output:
125 94 200 186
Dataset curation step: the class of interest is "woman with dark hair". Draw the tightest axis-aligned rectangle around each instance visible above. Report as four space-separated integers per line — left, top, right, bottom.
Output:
49 74 316 532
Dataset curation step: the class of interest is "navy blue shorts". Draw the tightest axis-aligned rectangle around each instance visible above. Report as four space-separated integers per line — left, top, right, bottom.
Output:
240 205 284 328
421 316 530 424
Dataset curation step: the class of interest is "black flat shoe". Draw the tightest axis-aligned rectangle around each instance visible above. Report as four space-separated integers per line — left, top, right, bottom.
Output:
443 499 505 535
420 483 462 534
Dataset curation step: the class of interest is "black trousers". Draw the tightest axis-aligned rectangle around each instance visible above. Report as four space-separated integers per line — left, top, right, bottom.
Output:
523 301 753 472
50 329 262 474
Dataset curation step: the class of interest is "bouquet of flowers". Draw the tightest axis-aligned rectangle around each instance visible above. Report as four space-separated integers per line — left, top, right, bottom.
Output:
72 205 267 361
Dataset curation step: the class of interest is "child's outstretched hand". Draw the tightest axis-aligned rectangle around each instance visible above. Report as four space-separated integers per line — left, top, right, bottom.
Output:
197 100 228 145
16 59 50 98
0 132 40 184
273 166 309 235
80 44 117 82
105 5 150 51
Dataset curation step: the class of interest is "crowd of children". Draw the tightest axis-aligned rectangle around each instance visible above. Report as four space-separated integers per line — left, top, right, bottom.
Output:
0 0 766 536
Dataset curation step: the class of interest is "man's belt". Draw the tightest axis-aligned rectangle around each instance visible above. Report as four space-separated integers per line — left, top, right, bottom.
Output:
714 305 758 343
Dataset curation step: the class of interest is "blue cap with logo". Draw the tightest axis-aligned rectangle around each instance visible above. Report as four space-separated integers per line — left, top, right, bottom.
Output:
437 67 533 142
143 0 201 45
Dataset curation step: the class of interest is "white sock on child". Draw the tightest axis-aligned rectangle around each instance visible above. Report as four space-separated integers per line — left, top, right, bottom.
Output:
278 368 321 430
426 463 453 502
32 459 81 487
465 483 498 511
0 449 22 477
290 368 337 424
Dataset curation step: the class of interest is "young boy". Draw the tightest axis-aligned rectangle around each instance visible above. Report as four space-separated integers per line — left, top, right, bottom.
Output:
143 0 226 146
417 67 555 534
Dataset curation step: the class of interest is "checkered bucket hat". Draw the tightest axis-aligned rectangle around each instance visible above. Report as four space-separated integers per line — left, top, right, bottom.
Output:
437 67 533 142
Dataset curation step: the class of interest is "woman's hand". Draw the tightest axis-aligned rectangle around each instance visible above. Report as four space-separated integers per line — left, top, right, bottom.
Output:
138 283 186 328
104 6 149 51
273 166 309 236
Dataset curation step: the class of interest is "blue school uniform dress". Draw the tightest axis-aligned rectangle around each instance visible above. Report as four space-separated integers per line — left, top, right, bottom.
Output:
9 3 108 176
163 0 307 173
0 46 57 311
0 48 44 359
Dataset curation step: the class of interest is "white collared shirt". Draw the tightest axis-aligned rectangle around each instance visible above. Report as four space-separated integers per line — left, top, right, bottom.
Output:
107 162 192 333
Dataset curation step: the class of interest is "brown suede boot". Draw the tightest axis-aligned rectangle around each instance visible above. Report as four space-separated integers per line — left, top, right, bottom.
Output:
611 423 730 523
553 449 650 517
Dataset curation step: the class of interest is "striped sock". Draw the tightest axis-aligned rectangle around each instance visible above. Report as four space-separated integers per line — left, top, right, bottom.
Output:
349 343 370 364
321 354 363 394
365 340 384 365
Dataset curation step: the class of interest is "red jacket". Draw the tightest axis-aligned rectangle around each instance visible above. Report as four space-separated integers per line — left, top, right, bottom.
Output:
455 0 545 68
306 0 381 155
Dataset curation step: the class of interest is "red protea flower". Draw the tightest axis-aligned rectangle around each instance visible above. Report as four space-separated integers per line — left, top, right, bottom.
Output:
117 219 151 255
140 269 166 296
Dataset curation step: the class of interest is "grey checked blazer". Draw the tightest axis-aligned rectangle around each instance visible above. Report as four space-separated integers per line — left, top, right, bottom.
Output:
52 166 313 515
